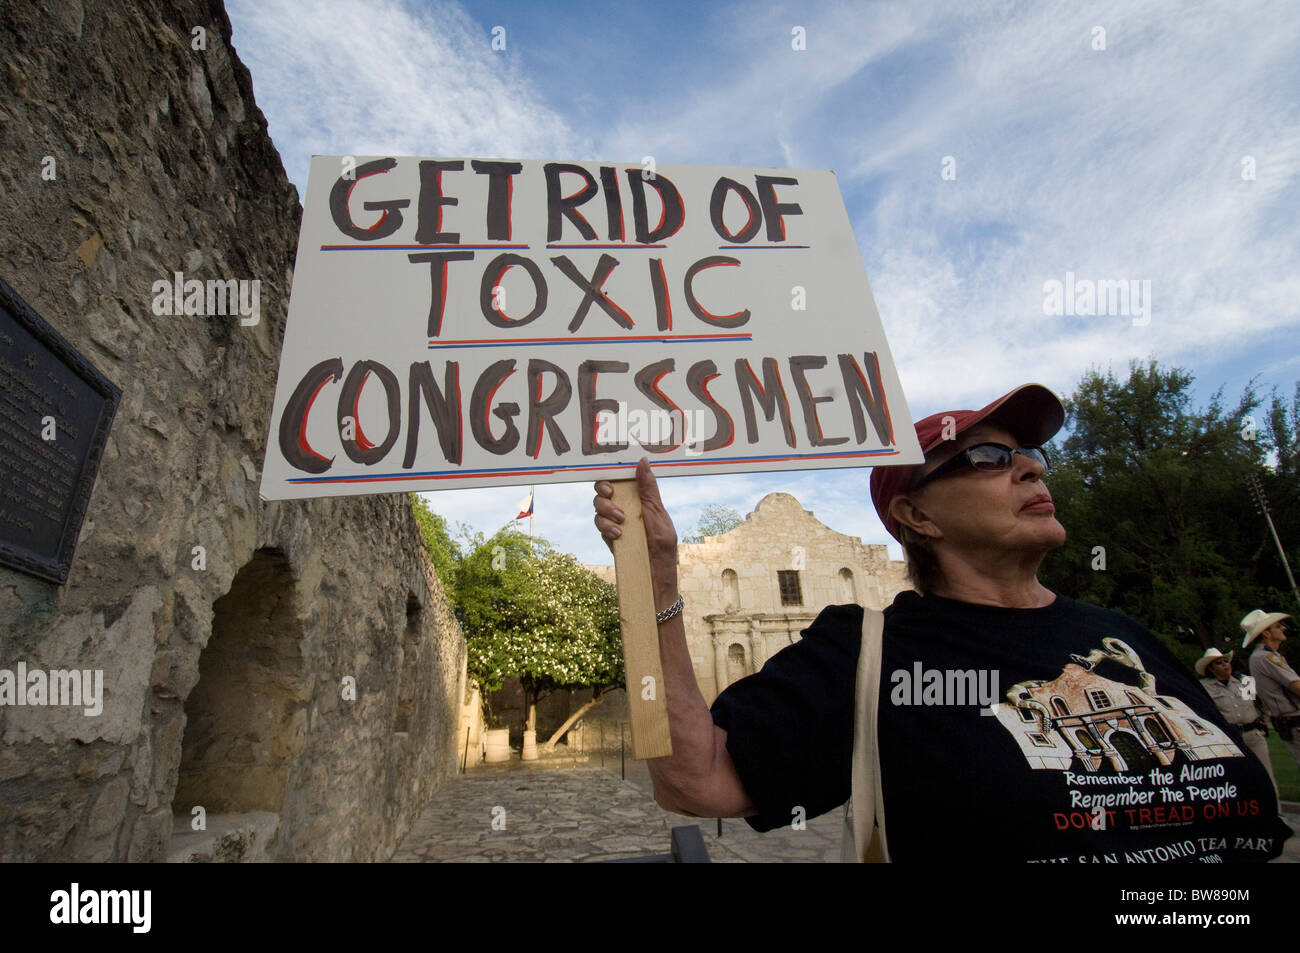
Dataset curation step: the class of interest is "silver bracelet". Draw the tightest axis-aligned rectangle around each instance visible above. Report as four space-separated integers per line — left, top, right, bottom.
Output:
656 594 684 624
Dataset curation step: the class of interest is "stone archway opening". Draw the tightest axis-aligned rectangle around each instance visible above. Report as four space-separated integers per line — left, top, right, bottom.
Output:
168 548 307 862
1108 730 1158 773
394 593 422 735
725 643 747 688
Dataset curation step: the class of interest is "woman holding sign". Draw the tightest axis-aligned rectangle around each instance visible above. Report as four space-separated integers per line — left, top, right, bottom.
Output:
592 383 1290 862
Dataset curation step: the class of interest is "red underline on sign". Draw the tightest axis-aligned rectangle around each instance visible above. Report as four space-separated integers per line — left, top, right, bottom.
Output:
718 245 810 250
284 448 900 485
319 244 531 251
427 333 752 349
545 244 667 249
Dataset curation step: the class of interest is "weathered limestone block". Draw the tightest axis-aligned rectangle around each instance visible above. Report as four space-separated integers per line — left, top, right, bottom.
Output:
1 588 160 745
127 807 172 862
88 776 129 839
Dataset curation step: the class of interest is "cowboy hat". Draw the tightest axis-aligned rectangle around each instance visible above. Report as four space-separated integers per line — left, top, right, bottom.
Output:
1195 647 1234 676
1241 609 1291 648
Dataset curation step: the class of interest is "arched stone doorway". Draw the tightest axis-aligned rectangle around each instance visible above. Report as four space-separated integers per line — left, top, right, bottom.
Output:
170 549 308 859
1109 730 1157 773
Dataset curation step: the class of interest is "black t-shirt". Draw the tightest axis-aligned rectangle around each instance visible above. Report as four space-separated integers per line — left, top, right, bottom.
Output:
709 590 1292 862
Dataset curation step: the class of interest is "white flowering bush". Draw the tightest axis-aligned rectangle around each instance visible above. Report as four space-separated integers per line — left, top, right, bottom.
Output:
454 529 623 727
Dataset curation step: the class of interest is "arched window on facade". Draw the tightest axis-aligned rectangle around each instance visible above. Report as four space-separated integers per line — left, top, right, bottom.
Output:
837 567 856 603
722 568 739 612
1051 697 1070 717
1144 717 1172 746
726 643 748 688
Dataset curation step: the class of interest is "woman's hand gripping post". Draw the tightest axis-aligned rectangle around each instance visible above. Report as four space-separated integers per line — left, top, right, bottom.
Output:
592 458 755 819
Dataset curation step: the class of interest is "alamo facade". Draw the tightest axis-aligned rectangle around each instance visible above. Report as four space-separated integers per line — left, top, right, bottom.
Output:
590 492 911 704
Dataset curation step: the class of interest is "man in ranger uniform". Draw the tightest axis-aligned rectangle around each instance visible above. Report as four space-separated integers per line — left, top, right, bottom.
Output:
1244 609 1300 769
1198 647 1276 796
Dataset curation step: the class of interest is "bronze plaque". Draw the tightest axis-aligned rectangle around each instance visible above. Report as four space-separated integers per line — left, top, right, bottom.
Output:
0 278 120 584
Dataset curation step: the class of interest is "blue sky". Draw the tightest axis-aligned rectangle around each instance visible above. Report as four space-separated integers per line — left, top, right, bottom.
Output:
226 0 1299 565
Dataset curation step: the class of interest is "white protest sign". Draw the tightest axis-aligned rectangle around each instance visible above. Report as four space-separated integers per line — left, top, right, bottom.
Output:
259 156 921 499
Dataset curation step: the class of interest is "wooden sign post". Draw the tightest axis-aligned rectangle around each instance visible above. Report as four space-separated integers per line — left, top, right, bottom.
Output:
610 479 672 759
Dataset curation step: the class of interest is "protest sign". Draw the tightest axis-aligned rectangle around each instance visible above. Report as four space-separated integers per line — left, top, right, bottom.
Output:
259 156 921 500
259 156 922 760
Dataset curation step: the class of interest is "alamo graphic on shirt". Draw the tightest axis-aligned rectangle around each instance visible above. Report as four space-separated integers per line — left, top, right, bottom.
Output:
991 637 1244 773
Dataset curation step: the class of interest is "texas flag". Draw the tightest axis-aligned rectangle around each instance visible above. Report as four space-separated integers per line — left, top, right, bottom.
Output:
514 488 534 520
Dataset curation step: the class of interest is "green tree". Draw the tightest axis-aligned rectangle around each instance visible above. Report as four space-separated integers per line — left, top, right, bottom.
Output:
681 503 744 543
1039 359 1296 667
408 503 624 740
456 529 624 737
409 493 461 587
451 527 537 644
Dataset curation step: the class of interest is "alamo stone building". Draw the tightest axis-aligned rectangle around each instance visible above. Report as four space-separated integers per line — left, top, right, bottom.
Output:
591 492 910 705
0 0 467 861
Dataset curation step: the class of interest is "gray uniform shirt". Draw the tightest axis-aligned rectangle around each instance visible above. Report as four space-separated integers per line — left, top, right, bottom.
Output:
1248 645 1300 718
1199 674 1261 727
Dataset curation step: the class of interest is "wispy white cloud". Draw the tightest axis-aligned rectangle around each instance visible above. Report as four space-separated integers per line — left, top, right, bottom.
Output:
226 0 589 193
839 0 1300 407
598 1 939 166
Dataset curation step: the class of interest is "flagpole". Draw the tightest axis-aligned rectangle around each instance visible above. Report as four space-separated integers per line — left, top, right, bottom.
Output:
529 485 535 545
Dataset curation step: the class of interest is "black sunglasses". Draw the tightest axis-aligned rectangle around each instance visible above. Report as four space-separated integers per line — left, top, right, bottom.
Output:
910 443 1050 491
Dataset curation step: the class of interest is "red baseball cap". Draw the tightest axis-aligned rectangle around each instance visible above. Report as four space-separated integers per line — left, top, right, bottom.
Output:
869 383 1065 541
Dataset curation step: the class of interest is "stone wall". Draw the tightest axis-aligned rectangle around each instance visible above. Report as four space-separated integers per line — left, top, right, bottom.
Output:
0 0 465 861
588 492 910 704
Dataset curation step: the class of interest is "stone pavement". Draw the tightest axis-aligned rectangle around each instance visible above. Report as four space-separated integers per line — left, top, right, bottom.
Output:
389 755 1300 863
389 757 840 863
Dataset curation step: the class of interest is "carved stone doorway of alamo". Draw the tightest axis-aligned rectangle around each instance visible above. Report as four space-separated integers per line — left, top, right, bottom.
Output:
1108 730 1158 774
168 548 308 861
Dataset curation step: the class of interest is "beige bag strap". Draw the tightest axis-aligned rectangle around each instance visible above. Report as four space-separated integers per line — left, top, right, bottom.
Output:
842 607 888 862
